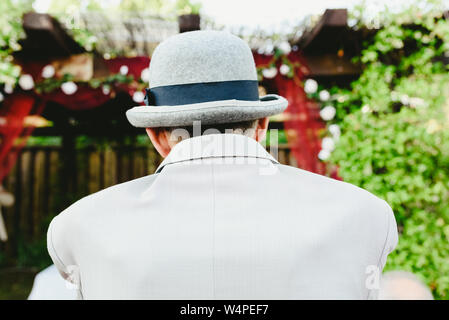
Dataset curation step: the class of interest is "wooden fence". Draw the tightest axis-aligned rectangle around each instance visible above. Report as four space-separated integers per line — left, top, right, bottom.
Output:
0 143 295 265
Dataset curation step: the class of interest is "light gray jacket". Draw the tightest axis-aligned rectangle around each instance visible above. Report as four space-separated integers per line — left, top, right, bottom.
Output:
47 133 398 299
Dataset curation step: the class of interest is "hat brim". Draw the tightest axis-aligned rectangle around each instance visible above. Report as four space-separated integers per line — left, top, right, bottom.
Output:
126 94 288 128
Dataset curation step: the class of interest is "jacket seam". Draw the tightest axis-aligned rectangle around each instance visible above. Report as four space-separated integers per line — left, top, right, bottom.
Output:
368 199 392 299
156 155 278 173
211 162 217 299
377 199 392 269
48 217 67 271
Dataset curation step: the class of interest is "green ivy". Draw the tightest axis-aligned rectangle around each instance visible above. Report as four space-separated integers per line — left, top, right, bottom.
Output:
0 0 32 87
176 0 202 15
34 72 138 94
323 1 449 299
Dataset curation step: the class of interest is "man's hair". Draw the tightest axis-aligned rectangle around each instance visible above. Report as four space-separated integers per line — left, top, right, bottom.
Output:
154 119 259 142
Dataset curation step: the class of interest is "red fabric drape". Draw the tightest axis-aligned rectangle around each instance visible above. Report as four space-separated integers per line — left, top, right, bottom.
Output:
254 51 326 174
43 87 111 111
0 57 151 183
0 93 42 183
104 56 150 80
276 79 325 174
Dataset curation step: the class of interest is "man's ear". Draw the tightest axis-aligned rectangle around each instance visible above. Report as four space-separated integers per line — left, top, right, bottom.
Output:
146 128 171 158
255 117 269 142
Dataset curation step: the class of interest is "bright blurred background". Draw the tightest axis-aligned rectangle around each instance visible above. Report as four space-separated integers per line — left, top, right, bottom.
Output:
1 0 449 299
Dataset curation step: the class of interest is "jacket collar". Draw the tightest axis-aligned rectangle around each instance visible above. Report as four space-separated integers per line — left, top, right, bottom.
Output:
155 133 279 173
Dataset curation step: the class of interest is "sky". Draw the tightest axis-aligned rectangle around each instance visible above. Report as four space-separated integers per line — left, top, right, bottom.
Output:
32 0 449 32
201 0 404 30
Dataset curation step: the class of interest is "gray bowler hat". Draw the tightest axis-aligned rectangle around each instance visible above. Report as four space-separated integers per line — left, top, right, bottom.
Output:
126 30 288 128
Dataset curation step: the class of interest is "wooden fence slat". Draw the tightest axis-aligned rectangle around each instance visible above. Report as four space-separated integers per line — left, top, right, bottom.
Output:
48 150 60 215
76 149 88 198
19 151 32 242
278 149 287 165
146 147 158 174
288 152 298 167
120 150 130 183
1 153 18 259
88 151 101 194
32 151 46 239
133 149 145 179
43 150 50 218
103 148 117 188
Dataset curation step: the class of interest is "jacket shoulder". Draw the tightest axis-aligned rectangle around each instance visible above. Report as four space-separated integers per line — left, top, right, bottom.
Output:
277 164 393 221
49 173 159 237
47 173 159 274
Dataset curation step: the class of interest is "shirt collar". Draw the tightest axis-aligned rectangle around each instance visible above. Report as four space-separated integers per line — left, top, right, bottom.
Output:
155 133 279 173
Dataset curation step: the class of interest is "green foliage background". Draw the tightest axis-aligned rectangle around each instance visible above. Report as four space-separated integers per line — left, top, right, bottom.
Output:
2 0 449 300
321 1 449 299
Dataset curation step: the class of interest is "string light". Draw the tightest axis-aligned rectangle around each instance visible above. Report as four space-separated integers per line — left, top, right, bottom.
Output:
319 90 330 101
279 64 290 75
329 124 341 139
278 41 291 55
4 83 13 94
318 149 331 160
321 137 335 151
41 65 55 78
119 65 129 75
18 74 34 90
102 85 111 95
304 79 318 94
320 105 336 121
61 81 78 95
262 67 278 79
132 91 145 103
140 68 150 83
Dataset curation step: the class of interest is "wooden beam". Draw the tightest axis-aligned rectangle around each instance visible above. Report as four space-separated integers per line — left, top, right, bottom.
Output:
304 54 360 77
298 9 348 51
16 12 85 60
323 9 348 27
